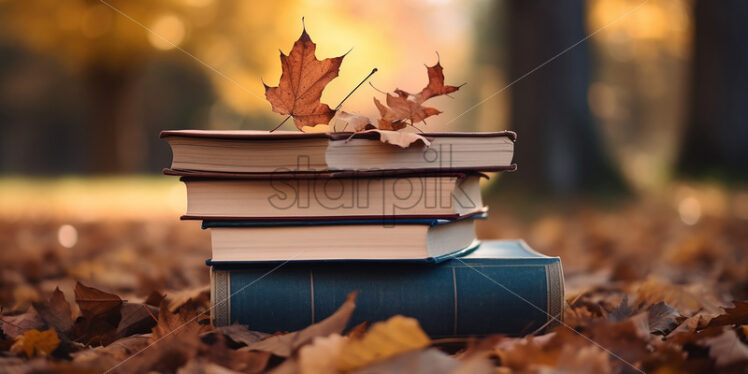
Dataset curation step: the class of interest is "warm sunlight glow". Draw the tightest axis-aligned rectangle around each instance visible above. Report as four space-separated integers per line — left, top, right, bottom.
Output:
148 14 186 50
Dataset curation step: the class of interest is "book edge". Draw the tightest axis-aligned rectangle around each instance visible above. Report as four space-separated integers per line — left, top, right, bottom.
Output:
545 260 565 331
160 130 517 142
163 167 513 178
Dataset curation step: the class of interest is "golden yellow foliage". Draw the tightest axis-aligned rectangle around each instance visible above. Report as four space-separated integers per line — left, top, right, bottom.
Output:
11 329 61 358
334 315 430 372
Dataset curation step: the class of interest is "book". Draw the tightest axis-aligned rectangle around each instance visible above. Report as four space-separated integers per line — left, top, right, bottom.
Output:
209 240 564 337
165 169 485 220
160 130 516 173
202 216 483 262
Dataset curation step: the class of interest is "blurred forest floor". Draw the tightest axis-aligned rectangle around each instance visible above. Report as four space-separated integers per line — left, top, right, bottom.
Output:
0 179 746 373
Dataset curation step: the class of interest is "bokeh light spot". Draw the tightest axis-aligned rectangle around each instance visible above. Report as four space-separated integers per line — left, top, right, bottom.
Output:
678 196 701 225
148 15 186 50
57 224 78 248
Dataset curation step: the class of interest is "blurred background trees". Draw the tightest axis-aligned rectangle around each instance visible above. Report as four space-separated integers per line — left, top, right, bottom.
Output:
678 0 748 180
0 0 745 193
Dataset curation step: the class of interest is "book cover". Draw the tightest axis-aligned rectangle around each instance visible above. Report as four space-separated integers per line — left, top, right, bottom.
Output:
210 240 563 337
161 130 517 173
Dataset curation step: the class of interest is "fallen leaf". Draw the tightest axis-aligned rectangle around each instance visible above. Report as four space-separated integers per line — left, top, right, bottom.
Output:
700 328 748 368
207 324 269 347
73 282 123 346
334 315 430 372
115 302 159 339
144 291 165 307
350 348 480 374
586 313 653 367
264 24 345 130
244 291 357 357
329 111 373 132
647 302 681 335
496 335 560 370
554 345 612 374
608 295 634 322
346 321 368 340
32 287 73 335
635 277 722 315
0 310 44 338
121 303 208 373
150 301 209 344
202 335 271 374
667 312 715 345
72 334 150 370
11 328 60 357
298 334 347 374
178 359 246 374
126 331 202 373
167 285 211 313
707 300 748 328
497 328 612 373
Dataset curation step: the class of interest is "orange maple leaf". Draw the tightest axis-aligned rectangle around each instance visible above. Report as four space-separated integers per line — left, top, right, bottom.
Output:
373 94 440 130
394 59 461 104
264 23 345 131
374 56 461 130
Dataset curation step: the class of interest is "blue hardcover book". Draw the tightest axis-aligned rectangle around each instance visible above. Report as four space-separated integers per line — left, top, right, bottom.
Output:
210 240 563 337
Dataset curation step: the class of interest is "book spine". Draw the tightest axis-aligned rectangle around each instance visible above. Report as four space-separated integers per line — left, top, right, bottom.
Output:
210 258 563 337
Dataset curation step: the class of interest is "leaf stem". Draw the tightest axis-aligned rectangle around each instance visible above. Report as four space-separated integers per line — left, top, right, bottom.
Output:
270 115 292 132
335 68 378 111
368 82 387 95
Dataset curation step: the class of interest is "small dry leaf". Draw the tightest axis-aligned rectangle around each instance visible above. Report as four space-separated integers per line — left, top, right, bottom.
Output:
647 302 681 335
208 324 269 347
0 310 44 338
32 287 73 335
150 301 209 344
115 302 159 339
394 59 461 104
351 348 465 374
334 315 430 371
11 328 61 358
329 111 373 132
202 335 271 374
166 285 210 313
72 334 150 369
298 334 347 374
373 95 440 130
355 129 431 148
73 282 123 346
700 328 748 368
373 57 461 130
707 301 748 328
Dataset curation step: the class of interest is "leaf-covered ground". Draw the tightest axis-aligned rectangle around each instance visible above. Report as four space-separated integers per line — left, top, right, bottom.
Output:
0 184 746 373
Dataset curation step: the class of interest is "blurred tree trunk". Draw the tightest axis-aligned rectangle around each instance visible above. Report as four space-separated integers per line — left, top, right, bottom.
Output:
678 0 748 179
501 0 624 195
84 65 135 173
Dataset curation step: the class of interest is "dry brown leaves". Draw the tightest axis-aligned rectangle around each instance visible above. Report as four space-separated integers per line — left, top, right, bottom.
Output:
1 190 747 373
263 22 463 149
374 58 462 131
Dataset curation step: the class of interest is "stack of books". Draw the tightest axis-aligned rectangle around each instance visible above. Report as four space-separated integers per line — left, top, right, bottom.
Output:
162 130 563 336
